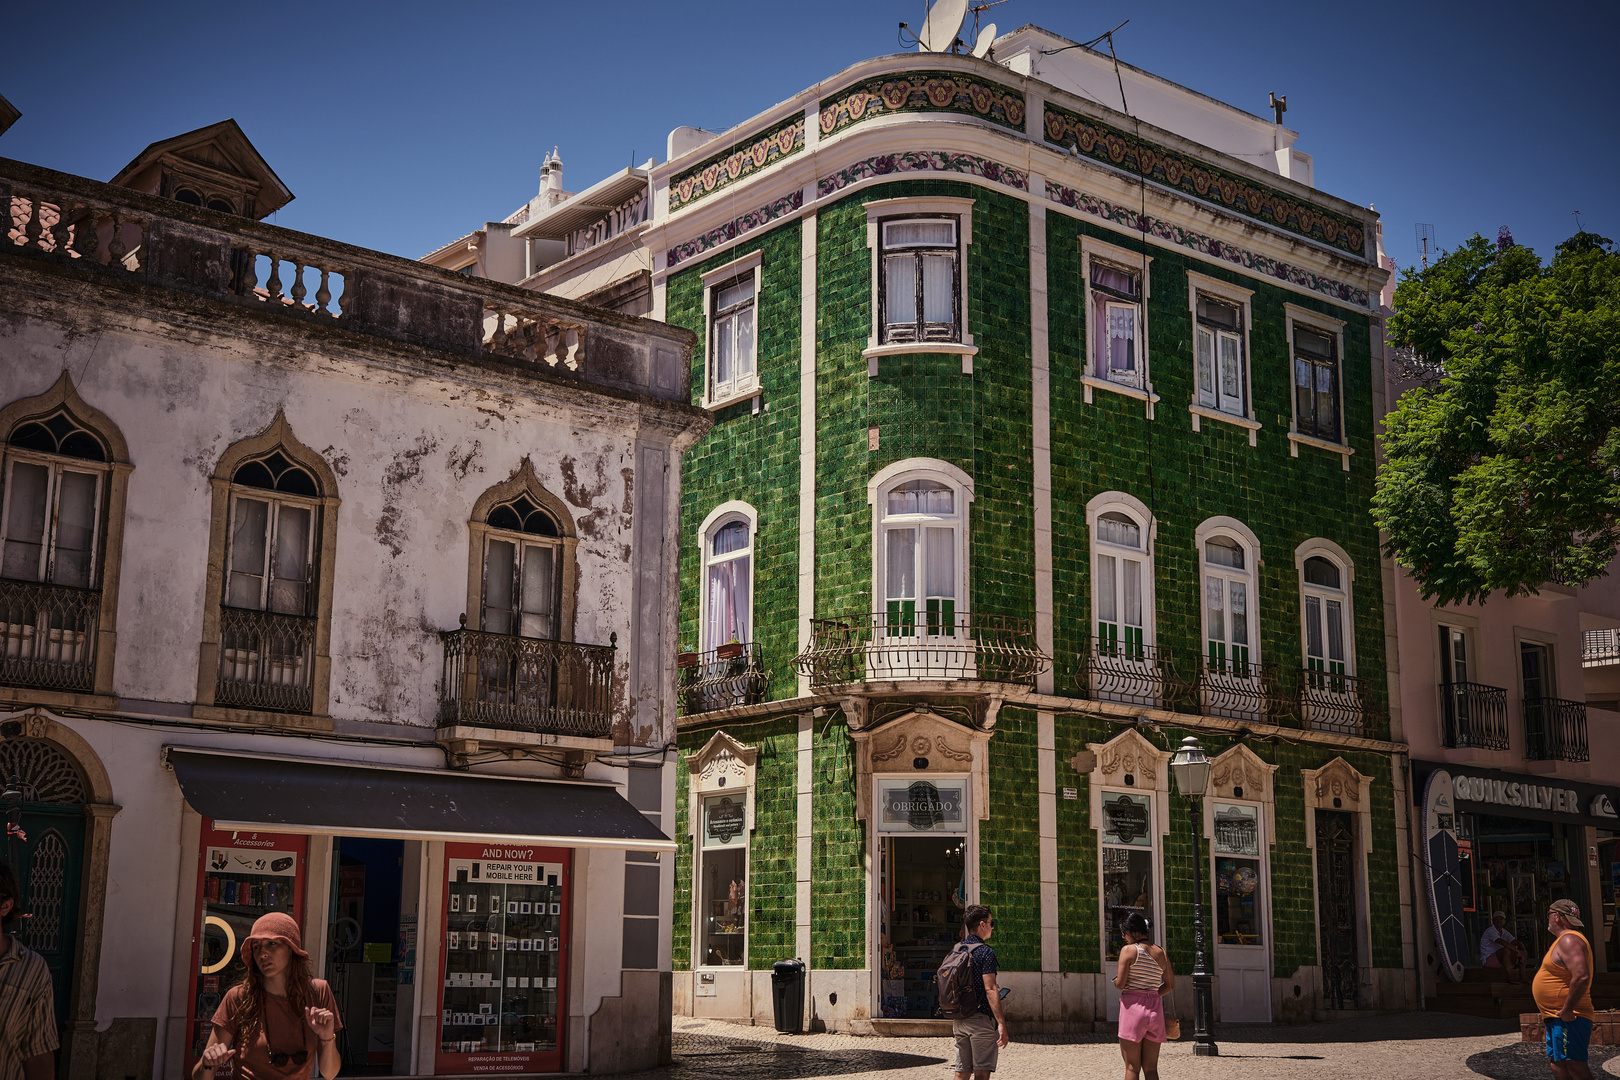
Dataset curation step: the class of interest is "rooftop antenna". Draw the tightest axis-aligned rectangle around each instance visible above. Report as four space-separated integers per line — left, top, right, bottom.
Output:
1268 91 1287 125
1415 223 1437 269
967 0 1012 57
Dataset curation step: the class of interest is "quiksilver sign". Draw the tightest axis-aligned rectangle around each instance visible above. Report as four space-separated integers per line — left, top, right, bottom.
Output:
1451 774 1583 815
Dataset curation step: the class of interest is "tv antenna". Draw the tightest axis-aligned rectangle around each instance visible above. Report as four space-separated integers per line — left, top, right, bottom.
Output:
1415 223 1437 268
968 0 1012 57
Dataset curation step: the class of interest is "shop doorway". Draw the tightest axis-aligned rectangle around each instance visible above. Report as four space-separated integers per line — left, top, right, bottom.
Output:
1211 801 1270 1022
1600 834 1618 973
1315 810 1360 1009
878 835 968 1019
1469 815 1583 965
326 838 404 1075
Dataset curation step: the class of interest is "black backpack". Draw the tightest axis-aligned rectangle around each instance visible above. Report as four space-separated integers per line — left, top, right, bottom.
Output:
935 940 983 1020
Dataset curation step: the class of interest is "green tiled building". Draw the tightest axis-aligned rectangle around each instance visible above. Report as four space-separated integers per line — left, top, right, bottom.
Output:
538 23 1411 1030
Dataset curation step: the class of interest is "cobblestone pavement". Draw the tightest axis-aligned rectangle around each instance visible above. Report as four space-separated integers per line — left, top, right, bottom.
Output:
613 1014 1620 1080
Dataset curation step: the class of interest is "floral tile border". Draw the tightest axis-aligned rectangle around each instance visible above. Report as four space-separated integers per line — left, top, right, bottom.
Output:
670 114 806 213
818 151 1029 199
1043 102 1366 258
666 191 804 268
1046 179 1370 308
819 70 1026 138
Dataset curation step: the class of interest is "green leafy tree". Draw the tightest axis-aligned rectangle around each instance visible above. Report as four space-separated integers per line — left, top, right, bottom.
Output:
1373 230 1620 604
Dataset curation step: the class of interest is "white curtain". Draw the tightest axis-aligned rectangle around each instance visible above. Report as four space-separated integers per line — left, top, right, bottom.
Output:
1 462 48 581
1305 594 1323 660
1229 581 1248 646
886 528 916 601
1123 560 1142 629
1205 576 1225 644
1096 554 1117 625
885 256 916 325
519 544 556 639
269 505 311 615
925 527 954 601
706 556 750 645
922 254 954 324
1107 306 1136 372
227 497 270 609
53 471 98 587
482 538 516 634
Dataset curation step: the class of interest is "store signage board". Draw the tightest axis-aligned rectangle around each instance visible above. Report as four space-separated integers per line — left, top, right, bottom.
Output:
1422 770 1468 983
702 794 747 848
1101 793 1152 847
1413 761 1620 828
877 780 968 833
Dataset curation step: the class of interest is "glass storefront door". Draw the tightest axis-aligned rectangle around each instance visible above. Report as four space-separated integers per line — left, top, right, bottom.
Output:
1210 801 1269 1021
327 837 405 1075
1099 790 1159 1021
1467 815 1582 964
438 843 571 1074
878 834 968 1018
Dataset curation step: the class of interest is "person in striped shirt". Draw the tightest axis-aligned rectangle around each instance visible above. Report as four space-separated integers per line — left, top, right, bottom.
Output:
0 860 57 1080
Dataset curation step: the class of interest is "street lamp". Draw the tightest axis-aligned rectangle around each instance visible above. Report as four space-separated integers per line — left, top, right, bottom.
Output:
1169 735 1218 1057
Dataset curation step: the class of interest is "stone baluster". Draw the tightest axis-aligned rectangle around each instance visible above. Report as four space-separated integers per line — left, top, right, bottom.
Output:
264 254 283 304
49 204 71 254
315 268 332 316
334 271 349 319
490 310 509 351
73 209 100 262
238 247 258 296
290 262 307 309
23 198 43 249
106 213 126 268
564 326 582 369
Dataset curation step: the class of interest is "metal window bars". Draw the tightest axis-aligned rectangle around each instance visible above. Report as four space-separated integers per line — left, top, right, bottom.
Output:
1193 655 1282 722
677 642 768 716
1076 638 1186 710
1295 668 1387 739
1583 628 1620 666
439 624 616 737
794 612 1048 689
0 580 100 692
215 606 317 713
1438 681 1509 750
1522 697 1589 763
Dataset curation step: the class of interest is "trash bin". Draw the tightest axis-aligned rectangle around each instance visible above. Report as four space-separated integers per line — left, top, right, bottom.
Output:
770 958 806 1033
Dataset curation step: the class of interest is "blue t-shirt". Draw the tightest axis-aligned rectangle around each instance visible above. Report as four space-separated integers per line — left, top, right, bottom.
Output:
962 934 999 1016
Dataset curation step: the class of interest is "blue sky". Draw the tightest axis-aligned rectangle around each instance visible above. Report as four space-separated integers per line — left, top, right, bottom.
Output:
5 0 1616 273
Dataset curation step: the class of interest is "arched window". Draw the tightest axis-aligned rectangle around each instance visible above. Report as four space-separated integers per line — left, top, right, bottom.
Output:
1092 509 1150 651
1198 521 1260 673
876 473 967 637
226 451 320 615
700 506 755 651
480 493 562 640
2 412 108 588
1296 540 1356 678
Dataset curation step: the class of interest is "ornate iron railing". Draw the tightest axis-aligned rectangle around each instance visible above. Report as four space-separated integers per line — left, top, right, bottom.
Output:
795 612 1048 688
677 642 768 716
1584 629 1620 666
216 606 316 713
0 579 100 692
1439 681 1509 750
1076 638 1186 709
1296 669 1386 739
1193 655 1282 722
440 624 616 737
1523 697 1589 762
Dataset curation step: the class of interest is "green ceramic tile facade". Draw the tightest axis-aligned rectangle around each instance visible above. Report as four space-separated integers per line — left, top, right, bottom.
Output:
978 706 1041 971
813 712 866 968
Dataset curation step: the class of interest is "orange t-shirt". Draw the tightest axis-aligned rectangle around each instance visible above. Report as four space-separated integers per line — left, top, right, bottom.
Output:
210 980 342 1080
1532 930 1597 1021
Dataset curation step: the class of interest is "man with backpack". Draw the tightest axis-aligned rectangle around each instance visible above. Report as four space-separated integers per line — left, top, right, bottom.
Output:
937 904 1008 1080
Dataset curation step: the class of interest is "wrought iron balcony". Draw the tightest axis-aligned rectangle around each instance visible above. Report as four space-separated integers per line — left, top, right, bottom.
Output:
0 579 99 693
1523 697 1589 762
1584 629 1620 667
677 642 768 716
1193 655 1282 722
795 611 1048 689
1439 681 1509 750
1076 638 1186 709
216 606 316 713
440 623 616 738
1296 669 1386 739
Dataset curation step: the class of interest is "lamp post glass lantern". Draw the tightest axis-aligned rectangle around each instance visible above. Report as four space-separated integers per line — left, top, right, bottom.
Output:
1170 735 1218 1056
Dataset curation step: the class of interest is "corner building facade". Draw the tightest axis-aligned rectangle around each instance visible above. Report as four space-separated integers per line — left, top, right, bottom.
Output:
531 25 1410 1030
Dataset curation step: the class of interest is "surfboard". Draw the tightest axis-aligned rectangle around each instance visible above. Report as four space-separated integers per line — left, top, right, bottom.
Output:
1423 768 1468 982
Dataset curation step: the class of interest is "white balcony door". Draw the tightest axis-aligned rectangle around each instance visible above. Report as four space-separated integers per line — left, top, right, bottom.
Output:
1211 801 1271 1022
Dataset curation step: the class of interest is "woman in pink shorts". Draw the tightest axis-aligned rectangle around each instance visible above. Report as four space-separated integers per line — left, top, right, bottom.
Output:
1113 912 1174 1080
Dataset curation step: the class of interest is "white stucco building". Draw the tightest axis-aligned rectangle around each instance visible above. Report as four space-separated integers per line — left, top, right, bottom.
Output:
0 120 707 1077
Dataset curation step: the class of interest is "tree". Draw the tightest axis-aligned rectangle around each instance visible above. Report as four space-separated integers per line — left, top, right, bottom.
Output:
1373 230 1620 605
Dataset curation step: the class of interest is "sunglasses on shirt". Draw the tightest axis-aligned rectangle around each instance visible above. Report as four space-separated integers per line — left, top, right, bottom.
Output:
267 1051 309 1067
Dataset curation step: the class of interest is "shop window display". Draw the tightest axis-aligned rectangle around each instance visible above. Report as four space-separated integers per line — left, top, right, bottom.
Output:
438 844 569 1074
1212 803 1263 946
1465 815 1579 963
1101 791 1155 962
699 793 748 967
879 835 966 1018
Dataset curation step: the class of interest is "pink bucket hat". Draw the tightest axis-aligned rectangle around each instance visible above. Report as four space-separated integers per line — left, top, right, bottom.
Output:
245 911 310 959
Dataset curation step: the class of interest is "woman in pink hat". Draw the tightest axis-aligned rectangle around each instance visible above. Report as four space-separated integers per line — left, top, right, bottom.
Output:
192 912 343 1079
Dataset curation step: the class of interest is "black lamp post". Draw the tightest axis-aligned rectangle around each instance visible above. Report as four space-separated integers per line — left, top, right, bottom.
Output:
1169 735 1218 1057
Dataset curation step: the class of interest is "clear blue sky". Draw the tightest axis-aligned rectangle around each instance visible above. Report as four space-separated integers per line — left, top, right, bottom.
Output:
5 0 1615 273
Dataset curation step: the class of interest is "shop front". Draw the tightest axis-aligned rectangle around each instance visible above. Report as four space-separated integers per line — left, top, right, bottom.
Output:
1413 762 1620 974
166 747 671 1076
875 777 972 1019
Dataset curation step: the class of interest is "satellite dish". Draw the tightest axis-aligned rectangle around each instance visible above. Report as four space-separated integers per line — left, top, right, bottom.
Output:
917 0 968 51
972 23 996 58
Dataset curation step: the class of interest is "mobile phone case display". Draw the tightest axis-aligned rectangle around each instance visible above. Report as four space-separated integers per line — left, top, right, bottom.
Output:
1211 802 1263 946
438 844 571 1075
1100 791 1154 962
187 826 308 1077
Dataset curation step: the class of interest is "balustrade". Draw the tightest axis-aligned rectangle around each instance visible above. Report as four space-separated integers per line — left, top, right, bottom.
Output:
1438 681 1509 750
1523 697 1589 762
0 580 100 692
1296 668 1386 738
440 622 616 737
1076 638 1185 709
795 611 1047 688
7 192 145 270
482 305 585 370
1193 655 1282 722
230 248 348 320
215 606 316 713
677 642 768 716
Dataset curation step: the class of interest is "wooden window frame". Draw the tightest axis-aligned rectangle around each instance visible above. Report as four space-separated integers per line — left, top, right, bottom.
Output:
700 251 764 410
1294 538 1356 677
862 197 977 369
1080 236 1157 414
465 460 578 643
1284 304 1352 470
1186 272 1259 445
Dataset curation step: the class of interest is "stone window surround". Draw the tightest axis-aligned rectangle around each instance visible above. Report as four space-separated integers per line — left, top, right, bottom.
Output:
866 458 975 627
1085 490 1158 649
1283 303 1353 471
0 372 132 709
1079 234 1158 417
685 730 759 971
1295 537 1357 678
1086 727 1172 968
1300 757 1376 1005
1185 271 1259 447
862 196 978 375
696 500 758 654
700 249 764 411
1202 744 1279 1004
1195 515 1264 668
464 460 580 643
193 411 340 730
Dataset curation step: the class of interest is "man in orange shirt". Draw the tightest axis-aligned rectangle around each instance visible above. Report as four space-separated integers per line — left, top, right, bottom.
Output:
1532 899 1597 1080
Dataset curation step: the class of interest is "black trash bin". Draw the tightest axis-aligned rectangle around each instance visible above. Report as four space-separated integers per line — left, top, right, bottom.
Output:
770 958 806 1033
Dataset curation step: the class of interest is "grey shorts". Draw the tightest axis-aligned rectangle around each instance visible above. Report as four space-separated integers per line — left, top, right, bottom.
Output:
952 1012 999 1073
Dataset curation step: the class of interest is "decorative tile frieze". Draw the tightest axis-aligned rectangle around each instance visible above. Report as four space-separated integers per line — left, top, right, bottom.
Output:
1045 178 1371 308
817 151 1028 199
819 70 1027 138
669 114 807 213
665 191 803 268
1043 102 1366 257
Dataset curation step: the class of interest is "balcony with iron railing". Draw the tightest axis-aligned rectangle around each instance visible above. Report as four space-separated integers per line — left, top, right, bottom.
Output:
1297 668 1387 739
1193 654 1282 722
215 606 316 714
439 618 617 738
1076 638 1186 710
1584 629 1620 667
795 611 1048 689
677 642 768 716
0 579 99 693
1523 697 1589 762
1438 681 1510 750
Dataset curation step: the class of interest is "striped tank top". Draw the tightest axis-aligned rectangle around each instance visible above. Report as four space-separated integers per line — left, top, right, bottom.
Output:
1122 943 1163 991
